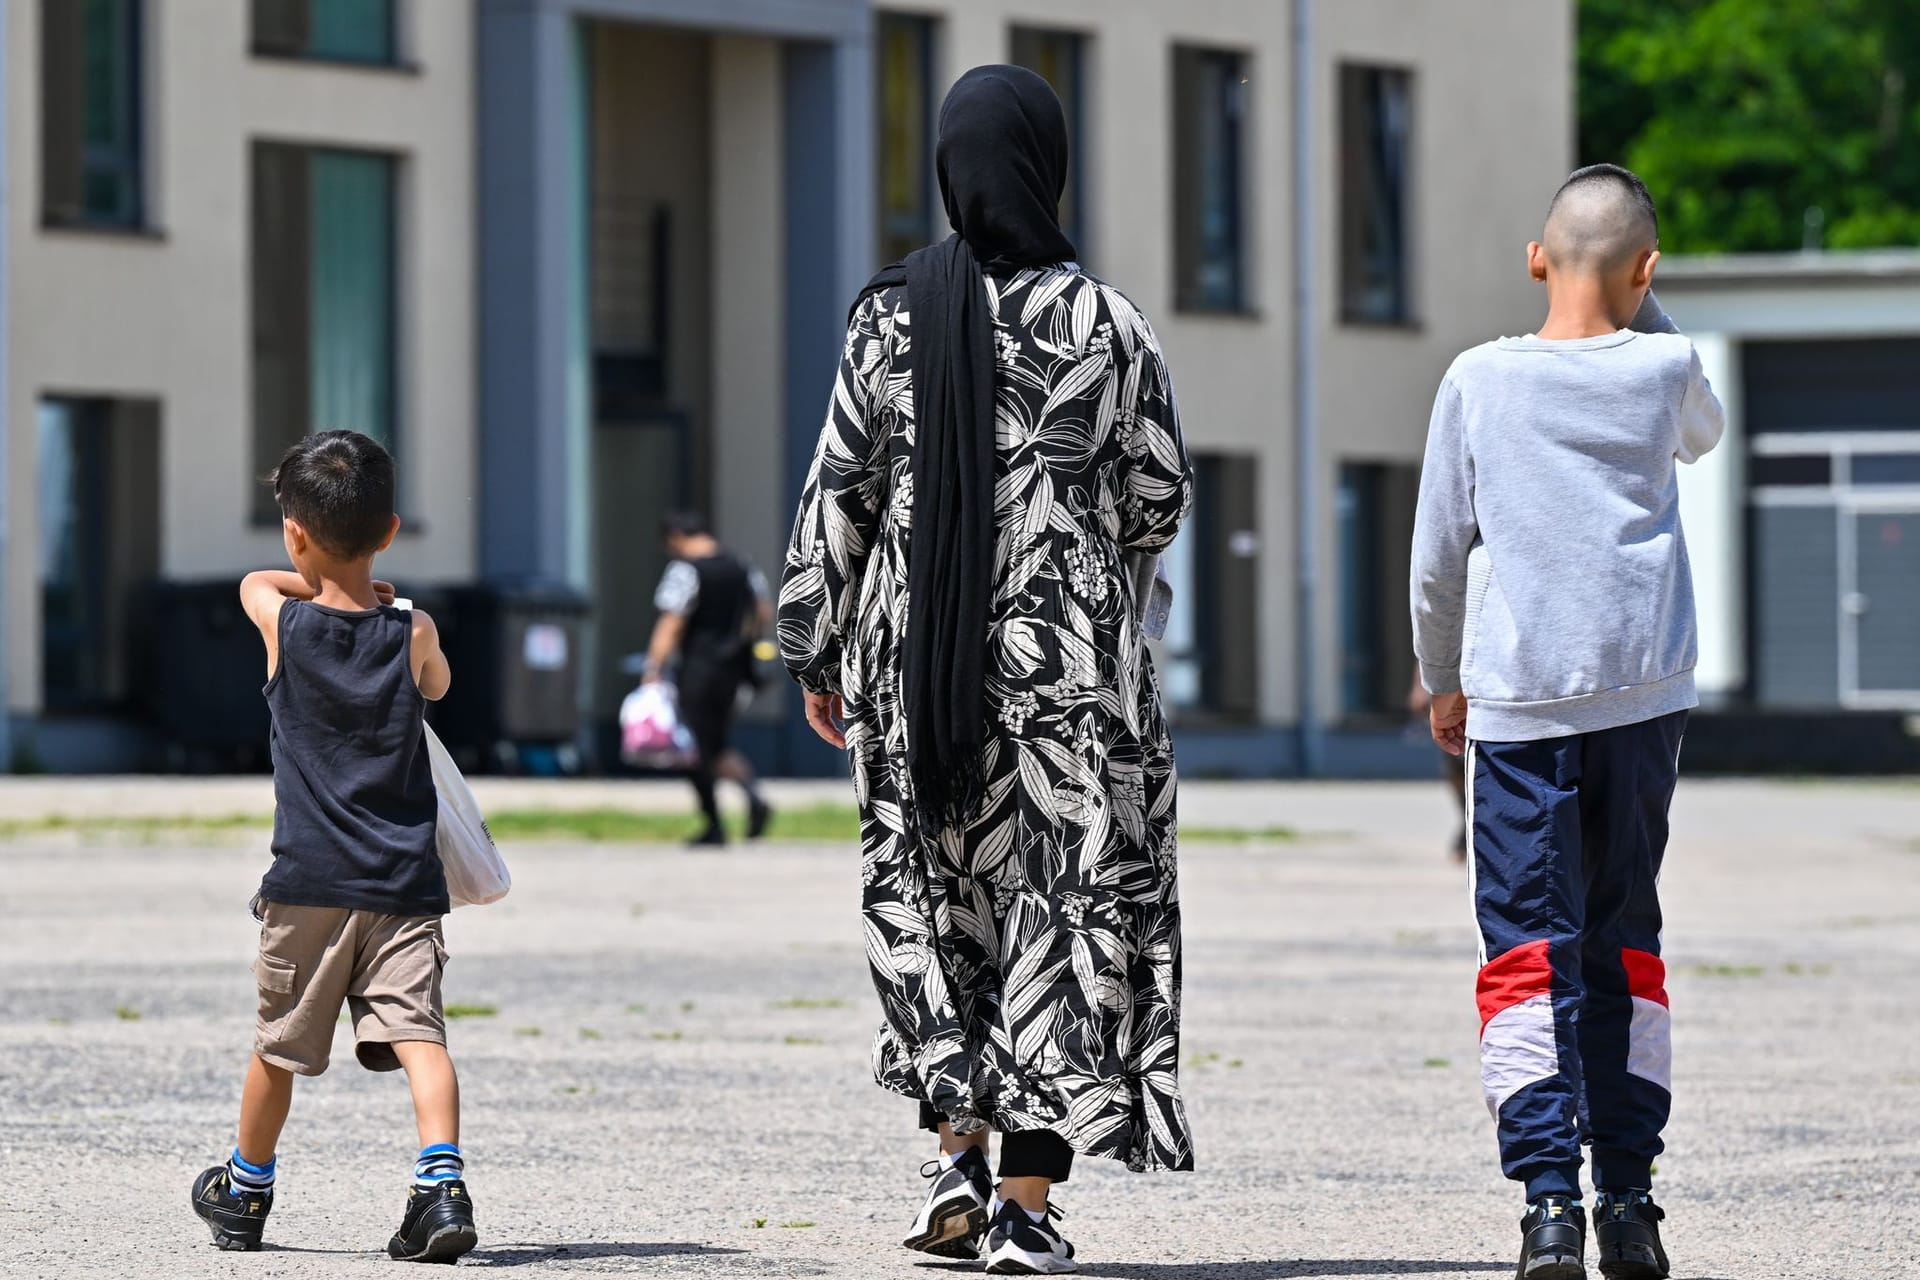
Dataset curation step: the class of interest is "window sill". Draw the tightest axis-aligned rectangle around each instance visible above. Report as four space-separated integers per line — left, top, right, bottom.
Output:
250 48 422 75
1339 313 1423 334
39 216 166 242
1172 303 1264 321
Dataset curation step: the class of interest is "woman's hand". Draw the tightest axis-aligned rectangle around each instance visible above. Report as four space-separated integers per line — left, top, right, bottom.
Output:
804 690 848 749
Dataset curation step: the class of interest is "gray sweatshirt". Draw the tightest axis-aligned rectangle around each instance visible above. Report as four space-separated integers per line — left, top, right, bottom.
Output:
1410 294 1726 741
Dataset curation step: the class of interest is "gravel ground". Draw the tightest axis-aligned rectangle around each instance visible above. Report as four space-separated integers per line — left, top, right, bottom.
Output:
0 778 1916 1279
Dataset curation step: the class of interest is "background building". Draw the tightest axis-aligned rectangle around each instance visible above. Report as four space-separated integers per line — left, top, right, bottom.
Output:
3 0 1575 775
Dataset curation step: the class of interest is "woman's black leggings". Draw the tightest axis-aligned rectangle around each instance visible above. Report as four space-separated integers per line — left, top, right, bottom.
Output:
918 1102 1073 1182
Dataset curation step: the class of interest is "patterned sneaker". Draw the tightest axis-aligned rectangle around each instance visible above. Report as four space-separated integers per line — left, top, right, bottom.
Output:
1516 1196 1587 1280
190 1165 272 1251
901 1147 991 1259
984 1199 1076 1275
387 1180 479 1263
1595 1191 1668 1279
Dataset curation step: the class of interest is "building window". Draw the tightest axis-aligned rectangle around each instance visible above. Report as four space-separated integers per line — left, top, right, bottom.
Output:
1010 26 1088 260
1340 65 1414 325
1160 454 1260 720
40 0 145 229
1337 460 1420 719
876 12 937 266
253 0 399 65
1172 46 1249 312
38 397 161 711
252 143 399 520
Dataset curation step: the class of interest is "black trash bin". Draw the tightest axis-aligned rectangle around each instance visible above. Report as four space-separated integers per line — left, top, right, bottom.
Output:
433 582 590 774
144 580 273 771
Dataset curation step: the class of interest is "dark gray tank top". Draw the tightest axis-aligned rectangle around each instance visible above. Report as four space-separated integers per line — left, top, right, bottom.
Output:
260 601 445 916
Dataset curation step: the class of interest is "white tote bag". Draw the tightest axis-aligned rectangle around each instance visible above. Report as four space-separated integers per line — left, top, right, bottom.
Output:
424 722 511 907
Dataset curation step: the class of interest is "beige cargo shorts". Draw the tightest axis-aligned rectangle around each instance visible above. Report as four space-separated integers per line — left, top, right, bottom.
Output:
252 901 447 1075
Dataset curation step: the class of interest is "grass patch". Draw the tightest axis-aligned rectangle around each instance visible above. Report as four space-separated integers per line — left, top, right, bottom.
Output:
1691 964 1765 979
1423 1057 1451 1069
625 1003 649 1015
779 1222 816 1230
1182 825 1299 843
0 813 271 842
113 1006 141 1022
784 1035 825 1046
514 1026 542 1037
469 805 1302 845
680 1000 697 1013
445 1004 498 1019
748 1218 769 1229
1186 1051 1223 1069
578 1028 602 1041
651 1030 684 1042
770 997 847 1011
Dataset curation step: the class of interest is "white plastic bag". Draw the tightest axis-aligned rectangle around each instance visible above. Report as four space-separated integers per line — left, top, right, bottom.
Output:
424 722 511 907
620 681 698 769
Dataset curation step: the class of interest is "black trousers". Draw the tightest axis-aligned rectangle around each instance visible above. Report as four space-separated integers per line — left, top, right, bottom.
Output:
918 1102 1073 1182
678 662 739 828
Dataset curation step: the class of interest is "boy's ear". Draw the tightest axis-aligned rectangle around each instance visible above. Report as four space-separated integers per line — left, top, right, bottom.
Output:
283 517 307 553
1637 248 1661 289
377 514 401 553
1526 241 1548 283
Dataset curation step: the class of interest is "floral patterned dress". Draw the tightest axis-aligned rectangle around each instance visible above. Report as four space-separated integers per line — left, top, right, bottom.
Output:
778 263 1195 1172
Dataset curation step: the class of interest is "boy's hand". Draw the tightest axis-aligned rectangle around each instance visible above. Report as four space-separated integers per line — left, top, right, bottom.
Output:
374 580 396 607
1430 692 1469 756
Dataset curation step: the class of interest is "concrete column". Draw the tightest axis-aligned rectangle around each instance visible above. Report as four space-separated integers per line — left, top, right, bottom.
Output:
1682 331 1746 702
0 19 11 765
476 1 588 585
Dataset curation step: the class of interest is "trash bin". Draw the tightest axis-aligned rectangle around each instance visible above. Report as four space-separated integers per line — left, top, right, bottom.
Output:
433 582 590 773
143 580 272 770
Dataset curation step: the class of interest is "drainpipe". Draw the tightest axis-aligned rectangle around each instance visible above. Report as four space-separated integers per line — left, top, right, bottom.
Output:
0 25 13 771
1291 0 1323 776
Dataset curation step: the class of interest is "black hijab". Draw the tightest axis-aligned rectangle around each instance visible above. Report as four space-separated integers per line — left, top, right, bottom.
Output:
853 65 1077 838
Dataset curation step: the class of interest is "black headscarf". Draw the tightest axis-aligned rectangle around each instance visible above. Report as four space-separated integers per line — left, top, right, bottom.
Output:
853 65 1077 838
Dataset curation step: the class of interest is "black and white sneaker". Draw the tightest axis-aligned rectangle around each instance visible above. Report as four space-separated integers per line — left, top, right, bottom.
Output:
1516 1196 1587 1280
902 1147 991 1259
984 1199 1076 1275
190 1165 272 1251
387 1180 478 1263
1594 1191 1668 1279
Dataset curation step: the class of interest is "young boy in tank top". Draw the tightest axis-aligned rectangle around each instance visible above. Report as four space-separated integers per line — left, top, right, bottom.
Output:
189 430 475 1262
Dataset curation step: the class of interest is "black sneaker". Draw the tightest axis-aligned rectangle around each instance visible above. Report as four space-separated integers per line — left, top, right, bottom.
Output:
747 797 774 840
1595 1192 1668 1279
985 1199 1076 1275
191 1165 272 1252
1516 1196 1587 1280
901 1146 992 1258
387 1180 478 1263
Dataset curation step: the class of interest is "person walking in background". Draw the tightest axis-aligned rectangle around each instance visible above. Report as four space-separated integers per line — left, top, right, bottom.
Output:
778 65 1194 1274
191 431 476 1262
644 512 774 848
1411 165 1724 1280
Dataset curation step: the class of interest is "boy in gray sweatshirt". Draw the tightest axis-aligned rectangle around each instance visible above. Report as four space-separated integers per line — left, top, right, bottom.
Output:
1410 164 1723 1280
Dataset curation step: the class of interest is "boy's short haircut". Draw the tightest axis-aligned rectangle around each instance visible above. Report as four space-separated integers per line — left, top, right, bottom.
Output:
660 510 711 540
270 430 397 559
1544 163 1659 271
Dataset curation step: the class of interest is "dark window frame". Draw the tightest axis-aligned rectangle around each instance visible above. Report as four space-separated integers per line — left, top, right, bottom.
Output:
1339 62 1417 328
1009 24 1090 264
40 0 148 232
250 140 403 524
250 0 409 70
1172 45 1253 315
875 11 938 267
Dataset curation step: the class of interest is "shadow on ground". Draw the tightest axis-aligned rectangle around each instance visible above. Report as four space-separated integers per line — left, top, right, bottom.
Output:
460 1242 749 1268
1071 1263 1509 1278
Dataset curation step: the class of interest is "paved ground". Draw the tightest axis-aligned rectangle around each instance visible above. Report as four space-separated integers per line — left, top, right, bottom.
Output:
1 778 1916 1279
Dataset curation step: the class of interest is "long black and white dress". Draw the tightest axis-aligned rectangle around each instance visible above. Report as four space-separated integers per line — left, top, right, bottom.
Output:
779 264 1195 1172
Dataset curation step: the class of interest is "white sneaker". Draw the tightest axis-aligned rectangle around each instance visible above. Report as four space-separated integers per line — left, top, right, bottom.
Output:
984 1199 1077 1274
901 1148 991 1259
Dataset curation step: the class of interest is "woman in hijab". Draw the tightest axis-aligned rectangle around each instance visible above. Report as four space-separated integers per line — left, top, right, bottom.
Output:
778 65 1194 1273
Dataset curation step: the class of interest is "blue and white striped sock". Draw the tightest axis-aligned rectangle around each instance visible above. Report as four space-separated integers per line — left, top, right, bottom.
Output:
228 1149 275 1197
413 1143 464 1190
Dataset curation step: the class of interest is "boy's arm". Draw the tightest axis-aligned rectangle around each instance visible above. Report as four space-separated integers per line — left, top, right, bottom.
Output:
1629 289 1681 335
1675 345 1726 464
1409 378 1477 697
410 609 452 701
237 571 315 678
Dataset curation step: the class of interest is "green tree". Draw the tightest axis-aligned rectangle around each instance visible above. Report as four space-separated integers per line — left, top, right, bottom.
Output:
1580 0 1920 253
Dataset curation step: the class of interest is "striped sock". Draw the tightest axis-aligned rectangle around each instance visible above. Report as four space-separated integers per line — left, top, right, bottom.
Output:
413 1143 464 1190
228 1149 275 1196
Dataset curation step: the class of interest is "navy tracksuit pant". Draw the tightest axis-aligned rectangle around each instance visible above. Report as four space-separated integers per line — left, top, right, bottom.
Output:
1469 710 1685 1201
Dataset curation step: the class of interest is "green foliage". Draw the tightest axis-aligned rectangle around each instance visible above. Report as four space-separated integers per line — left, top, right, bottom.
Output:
1580 0 1920 252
